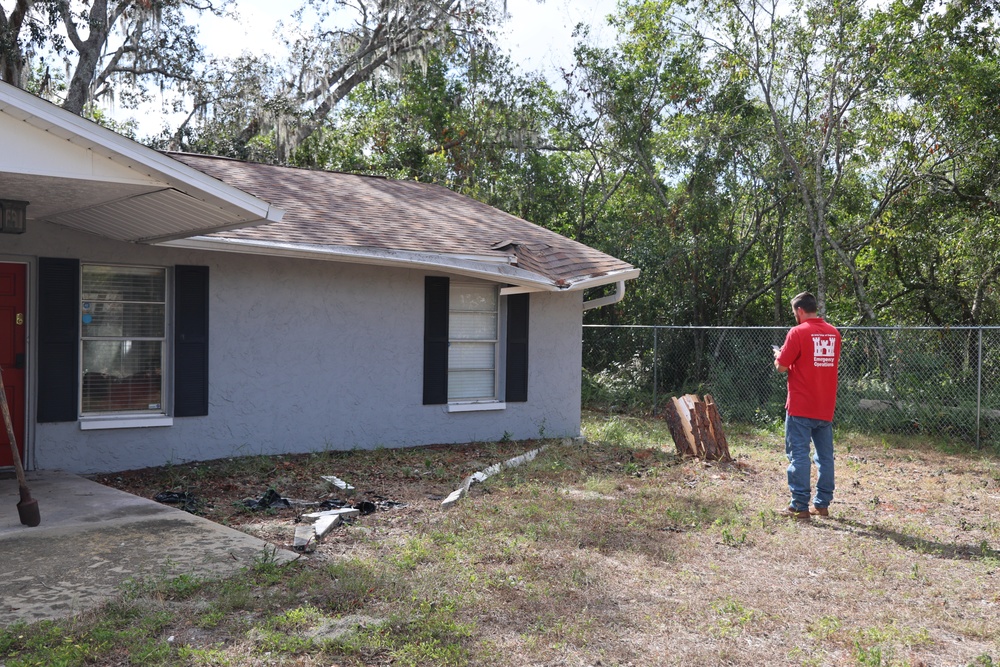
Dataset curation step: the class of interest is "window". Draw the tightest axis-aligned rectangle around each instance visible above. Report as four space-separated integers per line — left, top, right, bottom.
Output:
81 265 166 415
423 276 528 407
448 282 499 402
38 258 207 425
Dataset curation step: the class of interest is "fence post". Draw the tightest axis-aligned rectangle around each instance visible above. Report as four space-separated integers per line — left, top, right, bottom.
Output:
652 327 658 415
977 327 983 449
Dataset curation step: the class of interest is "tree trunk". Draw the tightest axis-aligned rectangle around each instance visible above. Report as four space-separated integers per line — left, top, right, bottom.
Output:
0 0 34 86
61 0 112 115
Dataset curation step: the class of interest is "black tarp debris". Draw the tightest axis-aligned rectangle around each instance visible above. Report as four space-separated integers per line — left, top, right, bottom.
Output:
241 490 405 514
243 488 292 511
353 500 377 515
382 500 407 509
354 496 408 514
153 491 199 513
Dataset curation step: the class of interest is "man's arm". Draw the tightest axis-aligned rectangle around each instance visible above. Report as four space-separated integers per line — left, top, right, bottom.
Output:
774 342 791 373
774 330 800 373
774 352 789 374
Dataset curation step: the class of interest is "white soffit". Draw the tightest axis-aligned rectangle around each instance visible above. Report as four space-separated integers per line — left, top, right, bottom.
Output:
0 83 283 242
46 189 259 243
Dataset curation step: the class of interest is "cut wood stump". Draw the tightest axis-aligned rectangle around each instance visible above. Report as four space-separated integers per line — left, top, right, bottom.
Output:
704 395 731 461
665 396 697 457
663 394 733 462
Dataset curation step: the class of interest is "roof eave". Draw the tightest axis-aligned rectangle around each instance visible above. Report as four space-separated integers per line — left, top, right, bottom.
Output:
157 236 637 290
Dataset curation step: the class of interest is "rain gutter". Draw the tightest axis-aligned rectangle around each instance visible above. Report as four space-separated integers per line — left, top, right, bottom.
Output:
582 280 628 312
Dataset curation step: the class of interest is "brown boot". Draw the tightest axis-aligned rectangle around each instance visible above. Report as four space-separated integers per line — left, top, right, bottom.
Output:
810 506 829 517
778 506 811 520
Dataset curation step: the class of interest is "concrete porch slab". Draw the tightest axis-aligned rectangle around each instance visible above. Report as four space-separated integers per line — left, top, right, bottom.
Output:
0 470 296 626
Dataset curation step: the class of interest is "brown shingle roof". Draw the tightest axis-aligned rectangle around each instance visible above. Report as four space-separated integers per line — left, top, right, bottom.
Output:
167 153 634 287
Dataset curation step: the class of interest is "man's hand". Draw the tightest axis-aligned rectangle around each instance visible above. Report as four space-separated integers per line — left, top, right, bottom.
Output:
773 347 788 373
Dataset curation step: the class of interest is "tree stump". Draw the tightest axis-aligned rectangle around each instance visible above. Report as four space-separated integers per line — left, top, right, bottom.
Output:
665 396 698 457
704 395 732 461
663 394 732 462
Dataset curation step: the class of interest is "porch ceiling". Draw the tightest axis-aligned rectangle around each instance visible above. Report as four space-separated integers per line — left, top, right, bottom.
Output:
1 172 269 244
0 81 284 243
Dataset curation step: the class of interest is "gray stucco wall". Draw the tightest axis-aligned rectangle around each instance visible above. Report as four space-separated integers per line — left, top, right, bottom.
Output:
3 221 583 473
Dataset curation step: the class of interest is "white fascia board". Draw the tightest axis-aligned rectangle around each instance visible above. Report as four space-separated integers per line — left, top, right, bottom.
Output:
499 285 546 295
564 268 642 291
501 269 639 295
158 237 561 290
0 83 283 224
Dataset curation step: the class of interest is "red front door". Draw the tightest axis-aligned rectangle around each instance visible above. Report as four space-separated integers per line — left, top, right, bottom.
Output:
0 263 27 467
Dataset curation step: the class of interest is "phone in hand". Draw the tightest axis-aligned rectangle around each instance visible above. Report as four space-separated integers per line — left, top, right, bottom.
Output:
771 345 781 353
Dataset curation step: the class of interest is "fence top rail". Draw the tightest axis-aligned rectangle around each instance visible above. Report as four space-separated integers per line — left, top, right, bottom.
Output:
583 324 1000 331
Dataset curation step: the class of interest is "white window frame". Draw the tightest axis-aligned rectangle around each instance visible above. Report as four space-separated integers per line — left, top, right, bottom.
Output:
447 281 502 407
78 263 172 429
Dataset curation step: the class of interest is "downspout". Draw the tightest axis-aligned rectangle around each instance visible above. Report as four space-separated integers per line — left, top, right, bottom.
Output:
582 280 626 311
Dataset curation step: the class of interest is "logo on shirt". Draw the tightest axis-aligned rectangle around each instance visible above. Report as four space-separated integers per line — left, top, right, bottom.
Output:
813 335 837 367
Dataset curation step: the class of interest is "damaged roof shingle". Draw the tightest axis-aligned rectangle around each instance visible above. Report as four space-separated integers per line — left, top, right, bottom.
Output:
168 153 635 287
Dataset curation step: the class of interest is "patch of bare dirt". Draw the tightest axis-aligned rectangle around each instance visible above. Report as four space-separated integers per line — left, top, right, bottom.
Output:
92 440 547 550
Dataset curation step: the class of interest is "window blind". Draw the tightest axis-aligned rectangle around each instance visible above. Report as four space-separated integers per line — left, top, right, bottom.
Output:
448 283 498 401
81 265 166 414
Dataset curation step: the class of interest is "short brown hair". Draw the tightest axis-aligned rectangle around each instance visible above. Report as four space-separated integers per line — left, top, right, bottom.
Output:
791 292 818 314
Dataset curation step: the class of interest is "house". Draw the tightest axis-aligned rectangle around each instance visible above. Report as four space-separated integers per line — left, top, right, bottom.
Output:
0 81 638 474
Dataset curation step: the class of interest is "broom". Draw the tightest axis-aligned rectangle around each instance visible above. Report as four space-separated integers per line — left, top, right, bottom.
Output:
0 364 40 527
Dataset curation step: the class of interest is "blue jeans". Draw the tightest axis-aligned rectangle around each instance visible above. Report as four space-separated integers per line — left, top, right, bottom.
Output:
784 414 835 511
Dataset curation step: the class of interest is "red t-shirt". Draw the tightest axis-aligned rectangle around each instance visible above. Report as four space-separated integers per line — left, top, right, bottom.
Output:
777 317 841 421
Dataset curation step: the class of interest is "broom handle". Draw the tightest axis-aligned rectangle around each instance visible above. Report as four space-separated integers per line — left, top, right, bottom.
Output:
0 365 29 488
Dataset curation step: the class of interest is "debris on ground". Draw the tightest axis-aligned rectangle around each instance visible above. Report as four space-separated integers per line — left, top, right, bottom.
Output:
321 475 355 495
353 500 377 515
440 441 577 509
357 496 407 513
300 508 360 539
301 507 361 523
243 488 292 511
153 491 199 513
286 475 409 550
292 524 315 552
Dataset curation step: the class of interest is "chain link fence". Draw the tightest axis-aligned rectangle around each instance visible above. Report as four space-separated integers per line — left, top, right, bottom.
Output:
582 325 1000 450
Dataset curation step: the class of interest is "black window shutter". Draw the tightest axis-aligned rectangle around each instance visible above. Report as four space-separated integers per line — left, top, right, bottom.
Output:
174 265 210 417
505 293 530 402
423 276 449 405
37 257 80 422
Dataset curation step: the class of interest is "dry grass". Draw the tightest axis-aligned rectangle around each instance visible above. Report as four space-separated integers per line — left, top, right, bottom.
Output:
3 411 999 666
434 419 1000 666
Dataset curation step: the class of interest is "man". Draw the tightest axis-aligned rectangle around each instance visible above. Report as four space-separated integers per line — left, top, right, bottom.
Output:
773 292 842 520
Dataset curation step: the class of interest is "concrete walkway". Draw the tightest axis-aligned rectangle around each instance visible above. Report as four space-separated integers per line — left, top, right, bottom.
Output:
0 471 295 626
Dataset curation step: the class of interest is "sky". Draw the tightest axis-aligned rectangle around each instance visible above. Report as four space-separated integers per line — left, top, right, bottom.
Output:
197 0 619 68
113 0 622 137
